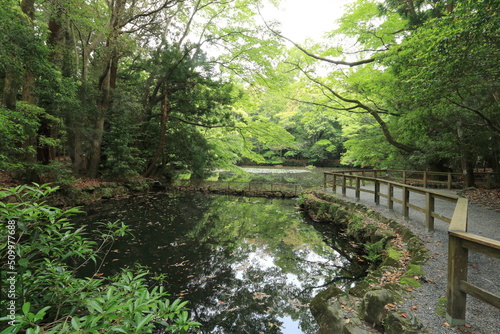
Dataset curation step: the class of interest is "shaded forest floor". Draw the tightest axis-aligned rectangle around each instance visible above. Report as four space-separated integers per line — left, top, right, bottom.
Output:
459 188 500 212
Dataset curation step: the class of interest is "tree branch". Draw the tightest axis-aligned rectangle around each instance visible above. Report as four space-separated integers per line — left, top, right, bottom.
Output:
292 64 419 153
262 19 375 67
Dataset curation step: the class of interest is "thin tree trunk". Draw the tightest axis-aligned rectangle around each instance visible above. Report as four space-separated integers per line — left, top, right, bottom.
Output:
143 90 168 178
88 58 111 177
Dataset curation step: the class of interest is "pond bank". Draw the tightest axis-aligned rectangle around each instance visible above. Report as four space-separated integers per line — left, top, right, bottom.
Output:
299 192 429 334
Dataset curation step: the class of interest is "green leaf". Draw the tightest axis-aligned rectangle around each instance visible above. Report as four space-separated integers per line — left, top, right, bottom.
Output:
86 300 103 314
22 302 31 315
71 317 81 330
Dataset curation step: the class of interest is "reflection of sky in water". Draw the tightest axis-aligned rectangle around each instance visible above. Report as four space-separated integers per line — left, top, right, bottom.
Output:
241 167 312 174
233 240 339 291
74 193 357 334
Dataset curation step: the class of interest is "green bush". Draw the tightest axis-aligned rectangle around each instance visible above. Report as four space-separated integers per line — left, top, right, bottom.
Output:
0 184 200 333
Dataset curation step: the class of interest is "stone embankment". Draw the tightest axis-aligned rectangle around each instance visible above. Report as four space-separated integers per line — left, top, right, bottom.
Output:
300 192 429 334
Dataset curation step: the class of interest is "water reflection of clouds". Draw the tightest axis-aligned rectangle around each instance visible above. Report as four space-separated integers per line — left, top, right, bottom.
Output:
232 239 340 293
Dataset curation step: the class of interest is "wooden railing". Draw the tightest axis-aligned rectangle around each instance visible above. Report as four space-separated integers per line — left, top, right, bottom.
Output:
324 170 500 326
324 171 458 232
446 198 500 325
324 169 495 189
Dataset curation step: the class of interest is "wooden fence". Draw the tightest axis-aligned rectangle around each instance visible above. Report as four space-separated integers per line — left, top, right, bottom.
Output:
170 180 304 196
324 169 495 189
324 170 500 326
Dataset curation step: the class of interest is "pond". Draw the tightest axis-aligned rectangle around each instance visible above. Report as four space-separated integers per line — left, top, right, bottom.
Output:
211 166 342 189
75 168 363 334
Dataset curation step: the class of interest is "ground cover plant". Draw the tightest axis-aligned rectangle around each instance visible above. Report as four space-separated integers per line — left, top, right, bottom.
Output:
0 184 200 333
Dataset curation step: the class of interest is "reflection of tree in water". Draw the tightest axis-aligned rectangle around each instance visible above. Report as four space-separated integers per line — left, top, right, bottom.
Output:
74 193 363 334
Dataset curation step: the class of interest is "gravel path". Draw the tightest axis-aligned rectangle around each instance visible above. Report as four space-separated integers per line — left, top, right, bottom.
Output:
324 184 500 334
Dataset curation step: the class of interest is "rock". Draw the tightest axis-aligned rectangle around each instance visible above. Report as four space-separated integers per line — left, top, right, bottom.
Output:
384 311 425 334
360 289 393 326
343 323 370 334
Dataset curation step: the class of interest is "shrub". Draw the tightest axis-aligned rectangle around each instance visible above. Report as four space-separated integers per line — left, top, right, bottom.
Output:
0 184 200 333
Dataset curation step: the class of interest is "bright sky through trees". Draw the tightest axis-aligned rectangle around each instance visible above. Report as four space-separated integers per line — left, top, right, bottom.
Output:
263 0 353 42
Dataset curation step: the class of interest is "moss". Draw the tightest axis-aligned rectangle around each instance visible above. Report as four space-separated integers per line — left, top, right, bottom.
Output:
404 264 425 277
435 297 447 316
399 277 422 289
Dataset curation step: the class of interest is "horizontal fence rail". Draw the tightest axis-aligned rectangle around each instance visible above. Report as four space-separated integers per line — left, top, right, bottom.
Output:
171 180 304 196
324 170 500 326
324 169 495 189
447 198 500 325
324 172 459 231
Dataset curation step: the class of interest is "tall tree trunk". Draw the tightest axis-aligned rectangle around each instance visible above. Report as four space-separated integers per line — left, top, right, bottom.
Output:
143 90 168 178
1 68 20 110
21 0 37 164
87 0 123 177
88 60 111 177
37 14 64 165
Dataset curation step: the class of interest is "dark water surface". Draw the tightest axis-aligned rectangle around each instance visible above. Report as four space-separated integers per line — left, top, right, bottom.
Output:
75 191 357 333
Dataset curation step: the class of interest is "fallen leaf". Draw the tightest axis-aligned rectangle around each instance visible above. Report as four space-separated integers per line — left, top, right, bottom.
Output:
386 303 396 308
465 324 472 328
444 322 450 326
401 313 408 318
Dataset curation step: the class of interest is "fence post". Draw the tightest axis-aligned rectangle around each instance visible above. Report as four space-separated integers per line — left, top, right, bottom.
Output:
403 171 407 184
425 193 435 232
374 179 380 205
324 173 327 189
446 233 468 326
332 174 337 193
355 177 360 201
423 171 428 188
447 173 452 190
402 186 410 220
342 175 347 196
387 183 394 211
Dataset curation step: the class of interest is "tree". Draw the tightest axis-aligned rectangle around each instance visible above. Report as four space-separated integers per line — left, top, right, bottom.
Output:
267 0 500 184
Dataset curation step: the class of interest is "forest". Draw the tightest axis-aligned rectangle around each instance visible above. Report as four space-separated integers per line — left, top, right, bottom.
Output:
1 1 499 332
0 0 499 184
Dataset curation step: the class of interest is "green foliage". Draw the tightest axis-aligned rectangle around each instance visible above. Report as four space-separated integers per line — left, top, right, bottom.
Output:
0 184 200 333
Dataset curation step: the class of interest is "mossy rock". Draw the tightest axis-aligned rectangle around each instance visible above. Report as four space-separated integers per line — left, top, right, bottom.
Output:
360 289 393 326
310 286 347 334
383 311 425 334
399 277 422 289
